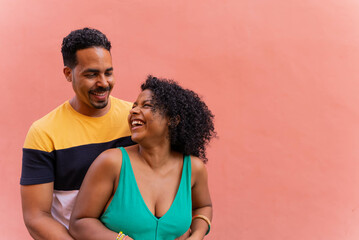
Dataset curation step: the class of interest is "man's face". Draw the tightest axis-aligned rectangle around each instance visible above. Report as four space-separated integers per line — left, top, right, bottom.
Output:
65 47 114 116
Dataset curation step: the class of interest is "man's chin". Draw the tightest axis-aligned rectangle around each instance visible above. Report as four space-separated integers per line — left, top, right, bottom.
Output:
91 101 108 109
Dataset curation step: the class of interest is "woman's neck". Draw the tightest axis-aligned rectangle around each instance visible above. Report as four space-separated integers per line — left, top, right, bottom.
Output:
137 144 176 169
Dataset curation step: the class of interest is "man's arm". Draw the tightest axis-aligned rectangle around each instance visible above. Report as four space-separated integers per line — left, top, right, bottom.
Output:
21 182 74 240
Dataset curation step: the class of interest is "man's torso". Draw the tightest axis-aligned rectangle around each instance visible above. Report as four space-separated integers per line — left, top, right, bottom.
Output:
21 96 135 227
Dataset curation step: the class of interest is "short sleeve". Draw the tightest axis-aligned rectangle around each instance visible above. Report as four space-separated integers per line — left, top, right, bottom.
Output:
20 124 55 185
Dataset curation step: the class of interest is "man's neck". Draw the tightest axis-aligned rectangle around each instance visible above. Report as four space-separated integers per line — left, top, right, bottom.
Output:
69 97 111 117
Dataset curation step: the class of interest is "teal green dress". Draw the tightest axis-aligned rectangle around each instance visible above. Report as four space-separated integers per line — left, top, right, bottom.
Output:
100 147 192 239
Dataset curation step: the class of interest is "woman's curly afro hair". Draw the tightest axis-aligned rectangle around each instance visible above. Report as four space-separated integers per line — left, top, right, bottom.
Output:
141 75 216 162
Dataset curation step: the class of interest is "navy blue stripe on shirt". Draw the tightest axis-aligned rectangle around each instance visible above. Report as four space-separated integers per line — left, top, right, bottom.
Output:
21 136 135 190
21 149 55 185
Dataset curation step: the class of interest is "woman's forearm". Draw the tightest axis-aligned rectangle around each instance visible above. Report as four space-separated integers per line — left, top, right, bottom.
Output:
69 218 118 240
189 205 212 239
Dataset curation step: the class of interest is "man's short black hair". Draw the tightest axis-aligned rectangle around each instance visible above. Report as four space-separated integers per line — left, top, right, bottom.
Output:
61 27 112 68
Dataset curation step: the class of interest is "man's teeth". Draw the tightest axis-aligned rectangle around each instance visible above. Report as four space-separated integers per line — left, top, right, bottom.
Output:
132 120 144 126
93 92 106 96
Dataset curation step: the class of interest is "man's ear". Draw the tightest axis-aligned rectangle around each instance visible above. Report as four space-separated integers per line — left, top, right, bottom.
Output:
63 67 72 82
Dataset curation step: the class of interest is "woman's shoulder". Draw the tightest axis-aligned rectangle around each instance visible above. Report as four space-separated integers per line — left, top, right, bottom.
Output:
123 144 139 157
189 156 208 187
190 156 207 175
124 144 138 151
91 148 124 172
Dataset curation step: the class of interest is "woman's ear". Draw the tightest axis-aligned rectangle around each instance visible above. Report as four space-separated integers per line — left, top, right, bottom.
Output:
170 115 180 127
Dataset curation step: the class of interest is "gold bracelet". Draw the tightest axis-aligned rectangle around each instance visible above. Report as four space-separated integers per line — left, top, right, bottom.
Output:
116 232 125 240
192 214 211 235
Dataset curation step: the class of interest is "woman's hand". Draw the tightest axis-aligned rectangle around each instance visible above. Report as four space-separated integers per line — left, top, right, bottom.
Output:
184 232 204 240
175 229 190 240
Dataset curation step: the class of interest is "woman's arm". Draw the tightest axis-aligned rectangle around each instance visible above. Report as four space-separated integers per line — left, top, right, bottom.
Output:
69 149 126 240
188 157 213 240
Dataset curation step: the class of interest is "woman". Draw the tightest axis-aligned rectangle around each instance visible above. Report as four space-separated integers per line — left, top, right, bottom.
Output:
69 76 216 240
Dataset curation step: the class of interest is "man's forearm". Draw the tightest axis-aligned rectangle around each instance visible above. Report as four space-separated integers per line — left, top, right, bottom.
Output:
24 213 74 240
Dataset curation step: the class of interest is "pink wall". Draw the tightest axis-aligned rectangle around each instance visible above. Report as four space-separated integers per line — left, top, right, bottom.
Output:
1 0 359 239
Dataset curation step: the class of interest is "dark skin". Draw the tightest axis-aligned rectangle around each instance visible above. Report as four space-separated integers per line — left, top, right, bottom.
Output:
21 182 74 240
70 90 212 239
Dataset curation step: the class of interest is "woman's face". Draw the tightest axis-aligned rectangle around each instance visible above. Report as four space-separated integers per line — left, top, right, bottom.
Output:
128 89 170 144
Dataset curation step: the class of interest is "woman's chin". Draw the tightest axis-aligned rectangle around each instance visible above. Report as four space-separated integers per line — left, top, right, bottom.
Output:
130 135 141 144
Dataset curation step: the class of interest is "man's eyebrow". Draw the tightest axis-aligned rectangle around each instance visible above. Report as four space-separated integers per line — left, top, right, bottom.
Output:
83 67 113 73
83 68 100 73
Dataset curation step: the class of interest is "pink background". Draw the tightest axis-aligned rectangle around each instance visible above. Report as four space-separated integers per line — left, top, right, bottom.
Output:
1 0 359 239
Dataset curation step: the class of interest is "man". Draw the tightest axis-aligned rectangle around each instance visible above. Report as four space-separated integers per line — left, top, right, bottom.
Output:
20 28 134 239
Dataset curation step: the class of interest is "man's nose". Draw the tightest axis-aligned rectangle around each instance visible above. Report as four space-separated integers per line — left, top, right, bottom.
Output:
96 74 109 87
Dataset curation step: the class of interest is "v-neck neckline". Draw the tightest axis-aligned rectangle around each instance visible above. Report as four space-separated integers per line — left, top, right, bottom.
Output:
123 148 185 222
